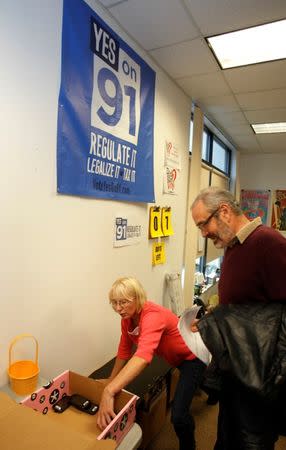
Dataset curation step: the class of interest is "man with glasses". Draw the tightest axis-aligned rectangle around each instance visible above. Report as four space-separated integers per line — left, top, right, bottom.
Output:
191 186 286 449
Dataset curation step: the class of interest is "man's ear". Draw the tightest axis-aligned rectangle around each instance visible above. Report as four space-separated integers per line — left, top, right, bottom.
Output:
219 202 232 222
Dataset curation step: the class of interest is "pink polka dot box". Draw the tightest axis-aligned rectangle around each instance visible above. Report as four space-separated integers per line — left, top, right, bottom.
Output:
21 370 139 447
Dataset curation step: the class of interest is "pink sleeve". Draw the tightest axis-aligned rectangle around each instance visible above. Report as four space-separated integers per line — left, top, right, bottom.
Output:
117 319 133 360
134 310 165 363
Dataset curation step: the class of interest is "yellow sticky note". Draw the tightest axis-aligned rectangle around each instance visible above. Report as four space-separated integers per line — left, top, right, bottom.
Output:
149 207 163 238
162 207 174 236
152 241 166 265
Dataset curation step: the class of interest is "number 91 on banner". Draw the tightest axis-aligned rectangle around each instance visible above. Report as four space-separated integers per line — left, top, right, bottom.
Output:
149 207 174 238
91 48 141 147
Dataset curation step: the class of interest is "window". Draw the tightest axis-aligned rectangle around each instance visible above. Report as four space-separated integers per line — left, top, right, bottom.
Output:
202 130 209 161
202 127 231 176
205 257 222 287
212 138 230 173
188 112 233 298
189 120 231 177
195 256 204 273
189 118 193 152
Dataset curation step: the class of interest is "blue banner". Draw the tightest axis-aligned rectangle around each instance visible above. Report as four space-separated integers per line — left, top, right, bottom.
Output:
57 0 156 202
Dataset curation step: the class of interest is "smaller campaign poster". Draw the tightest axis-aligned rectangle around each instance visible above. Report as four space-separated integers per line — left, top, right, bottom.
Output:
114 216 142 247
240 189 271 225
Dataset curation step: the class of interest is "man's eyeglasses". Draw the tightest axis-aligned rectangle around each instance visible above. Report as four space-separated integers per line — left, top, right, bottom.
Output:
110 299 132 309
196 206 220 230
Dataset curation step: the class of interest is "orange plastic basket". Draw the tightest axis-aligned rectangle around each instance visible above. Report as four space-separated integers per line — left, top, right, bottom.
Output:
8 334 40 395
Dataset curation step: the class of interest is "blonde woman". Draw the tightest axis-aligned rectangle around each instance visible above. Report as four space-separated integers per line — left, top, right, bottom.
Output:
97 277 206 450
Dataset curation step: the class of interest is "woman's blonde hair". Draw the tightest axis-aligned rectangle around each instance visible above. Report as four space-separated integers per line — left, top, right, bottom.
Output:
109 277 147 312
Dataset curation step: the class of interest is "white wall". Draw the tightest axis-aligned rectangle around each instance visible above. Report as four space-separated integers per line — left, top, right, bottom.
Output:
0 0 191 384
240 153 286 189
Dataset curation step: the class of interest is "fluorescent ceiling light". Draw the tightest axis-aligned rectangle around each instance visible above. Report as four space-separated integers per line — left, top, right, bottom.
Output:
206 19 286 69
251 122 286 134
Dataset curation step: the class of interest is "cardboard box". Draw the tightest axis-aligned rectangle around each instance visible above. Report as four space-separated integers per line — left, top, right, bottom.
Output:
0 370 138 450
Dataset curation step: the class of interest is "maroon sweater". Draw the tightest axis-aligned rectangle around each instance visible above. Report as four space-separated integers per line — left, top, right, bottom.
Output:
219 225 286 304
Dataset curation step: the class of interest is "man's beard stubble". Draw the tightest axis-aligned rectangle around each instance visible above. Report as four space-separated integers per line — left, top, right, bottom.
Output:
209 219 236 249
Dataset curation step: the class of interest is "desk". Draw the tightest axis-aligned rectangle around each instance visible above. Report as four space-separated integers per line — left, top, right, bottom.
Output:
89 355 172 410
90 356 173 449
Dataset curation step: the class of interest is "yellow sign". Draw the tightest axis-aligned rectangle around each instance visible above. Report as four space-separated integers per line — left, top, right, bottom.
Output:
149 207 163 238
162 207 174 236
152 241 166 265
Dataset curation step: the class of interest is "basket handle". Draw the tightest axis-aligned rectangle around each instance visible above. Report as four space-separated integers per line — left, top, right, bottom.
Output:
9 334 38 367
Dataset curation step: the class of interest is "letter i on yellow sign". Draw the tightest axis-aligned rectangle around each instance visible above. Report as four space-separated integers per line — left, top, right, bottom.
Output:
162 207 174 236
152 241 166 265
149 206 164 238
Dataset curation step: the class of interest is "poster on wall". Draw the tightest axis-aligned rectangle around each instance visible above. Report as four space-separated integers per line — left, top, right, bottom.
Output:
165 141 181 168
113 216 142 247
240 189 271 225
152 241 166 265
271 190 286 230
163 141 181 195
57 0 156 203
163 166 180 195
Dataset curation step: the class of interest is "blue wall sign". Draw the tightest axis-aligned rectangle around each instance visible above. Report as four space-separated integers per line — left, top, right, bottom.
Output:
57 0 156 202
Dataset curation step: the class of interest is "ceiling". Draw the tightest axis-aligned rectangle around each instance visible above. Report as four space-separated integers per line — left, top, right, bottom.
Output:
97 0 286 154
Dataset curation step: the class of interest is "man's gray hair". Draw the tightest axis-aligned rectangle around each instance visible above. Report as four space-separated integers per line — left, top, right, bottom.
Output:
191 187 242 215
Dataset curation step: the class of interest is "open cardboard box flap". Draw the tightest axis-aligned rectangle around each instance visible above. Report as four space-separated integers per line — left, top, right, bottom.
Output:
0 391 114 450
0 371 138 450
69 371 133 412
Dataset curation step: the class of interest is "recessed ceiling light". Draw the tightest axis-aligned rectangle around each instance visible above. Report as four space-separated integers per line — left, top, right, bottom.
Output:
206 19 286 69
251 122 286 134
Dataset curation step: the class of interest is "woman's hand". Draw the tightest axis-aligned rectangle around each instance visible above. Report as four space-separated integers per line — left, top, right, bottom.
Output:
97 386 117 430
97 356 147 430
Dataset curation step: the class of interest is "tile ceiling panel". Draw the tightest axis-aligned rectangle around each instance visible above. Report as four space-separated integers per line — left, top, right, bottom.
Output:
184 0 286 36
198 95 240 114
244 109 286 124
177 72 231 99
150 38 218 79
236 89 286 111
231 135 261 153
239 147 262 154
222 123 253 136
257 134 286 153
109 0 199 50
210 111 248 125
224 60 286 94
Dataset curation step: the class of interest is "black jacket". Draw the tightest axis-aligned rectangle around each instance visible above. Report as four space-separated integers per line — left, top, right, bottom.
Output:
197 303 286 400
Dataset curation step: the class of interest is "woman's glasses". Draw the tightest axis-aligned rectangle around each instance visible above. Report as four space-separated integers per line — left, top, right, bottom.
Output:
110 299 133 309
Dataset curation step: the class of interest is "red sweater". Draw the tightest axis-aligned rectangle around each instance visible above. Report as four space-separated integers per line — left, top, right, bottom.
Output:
219 225 286 304
117 301 196 366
